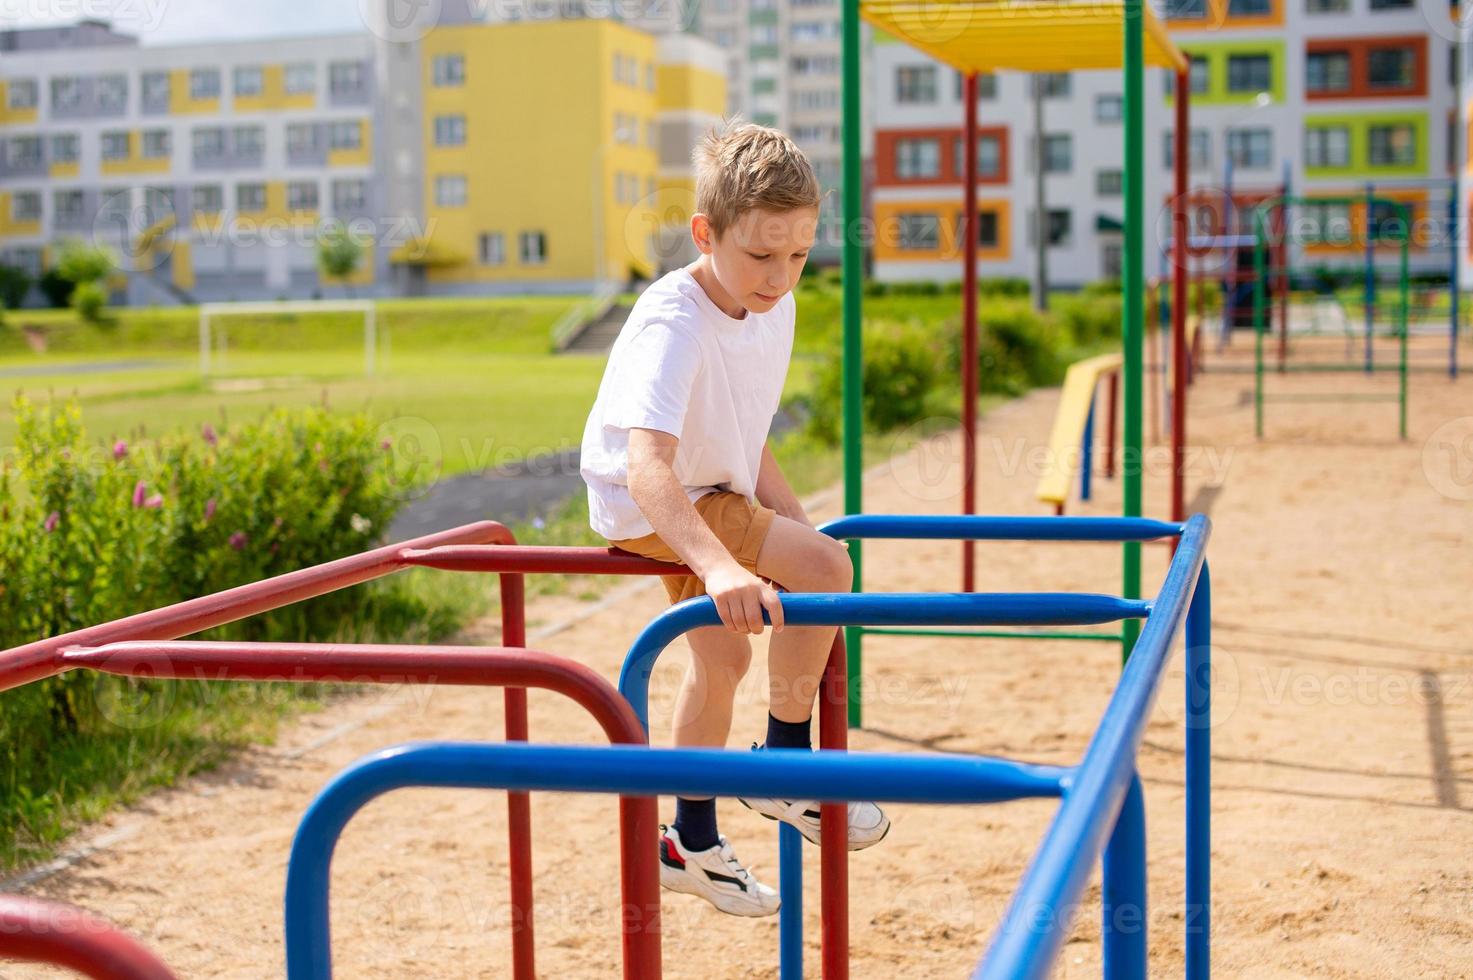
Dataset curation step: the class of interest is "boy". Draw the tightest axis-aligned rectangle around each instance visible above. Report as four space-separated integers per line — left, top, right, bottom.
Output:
579 122 889 917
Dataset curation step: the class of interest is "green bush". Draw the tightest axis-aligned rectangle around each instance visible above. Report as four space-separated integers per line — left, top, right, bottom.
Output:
965 301 1067 396
806 319 943 443
0 264 29 311
1054 292 1123 346
69 280 108 323
55 240 115 286
38 269 75 309
0 398 438 864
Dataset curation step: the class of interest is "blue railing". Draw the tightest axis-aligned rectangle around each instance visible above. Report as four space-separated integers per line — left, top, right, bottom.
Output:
285 513 1211 979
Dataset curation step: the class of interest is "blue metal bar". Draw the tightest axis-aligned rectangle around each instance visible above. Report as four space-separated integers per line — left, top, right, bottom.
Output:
1081 392 1096 502
817 514 1184 543
285 742 1069 979
974 513 1211 980
1185 562 1212 979
779 824 803 979
619 592 1153 732
1102 774 1147 980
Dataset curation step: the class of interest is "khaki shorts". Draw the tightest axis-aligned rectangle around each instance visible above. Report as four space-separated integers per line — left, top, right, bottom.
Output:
609 491 778 605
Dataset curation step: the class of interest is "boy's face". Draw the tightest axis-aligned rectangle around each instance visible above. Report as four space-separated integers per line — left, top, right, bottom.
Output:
693 206 818 315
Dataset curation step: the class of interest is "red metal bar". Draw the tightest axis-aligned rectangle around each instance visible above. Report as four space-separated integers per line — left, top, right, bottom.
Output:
1146 283 1161 446
1275 183 1289 373
401 545 687 578
817 633 850 980
961 71 980 593
0 895 178 980
57 640 663 980
0 521 512 695
1104 369 1119 479
1172 73 1190 526
499 570 535 980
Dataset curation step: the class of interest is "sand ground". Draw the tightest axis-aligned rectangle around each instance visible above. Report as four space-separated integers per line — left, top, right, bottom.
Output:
4 333 1471 978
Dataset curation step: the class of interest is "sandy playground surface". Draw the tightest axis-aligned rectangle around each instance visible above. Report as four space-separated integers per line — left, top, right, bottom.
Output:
4 334 1471 978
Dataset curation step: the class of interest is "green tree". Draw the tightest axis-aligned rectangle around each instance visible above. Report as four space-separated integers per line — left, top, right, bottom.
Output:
54 239 117 323
316 222 366 297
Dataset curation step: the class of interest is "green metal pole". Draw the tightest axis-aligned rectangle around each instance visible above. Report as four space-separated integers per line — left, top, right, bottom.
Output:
1399 209 1409 440
1255 207 1267 438
1120 0 1144 663
840 0 864 727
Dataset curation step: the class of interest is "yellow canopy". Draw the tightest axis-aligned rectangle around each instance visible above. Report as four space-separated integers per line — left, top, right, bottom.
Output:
864 0 1188 74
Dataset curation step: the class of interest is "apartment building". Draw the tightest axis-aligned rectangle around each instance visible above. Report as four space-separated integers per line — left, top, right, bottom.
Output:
870 0 1460 286
0 12 725 305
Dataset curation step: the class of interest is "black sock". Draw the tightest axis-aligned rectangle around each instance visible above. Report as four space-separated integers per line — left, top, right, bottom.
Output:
765 712 812 751
673 797 719 851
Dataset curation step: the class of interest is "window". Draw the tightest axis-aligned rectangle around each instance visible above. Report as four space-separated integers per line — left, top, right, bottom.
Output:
101 131 131 160
287 123 319 153
435 174 467 207
51 77 82 111
1368 0 1412 7
1226 54 1272 93
234 66 264 97
794 89 840 110
1096 169 1124 196
285 63 316 94
1368 201 1407 241
49 133 79 163
1166 0 1207 19
1367 124 1415 165
1301 202 1352 243
236 183 267 212
1227 0 1272 14
1306 51 1351 92
895 138 940 179
1227 128 1273 168
7 79 37 110
1189 56 1210 93
1095 94 1123 123
897 213 940 250
7 247 43 277
1038 209 1072 246
54 190 85 223
953 136 1002 178
1034 73 1071 98
1163 129 1212 168
791 55 838 75
953 71 998 99
1042 134 1071 174
97 74 127 111
287 181 319 211
1304 126 1350 167
1102 243 1123 278
329 121 362 150
142 130 171 158
519 231 547 264
432 54 465 87
1306 0 1347 10
97 188 129 223
896 65 937 103
954 209 1000 248
479 232 505 266
192 127 225 161
332 178 366 212
329 61 365 95
142 187 172 222
1367 47 1415 89
192 184 223 213
142 71 170 105
791 20 838 41
434 115 466 146
7 136 41 167
232 126 264 158
11 191 40 222
190 69 221 100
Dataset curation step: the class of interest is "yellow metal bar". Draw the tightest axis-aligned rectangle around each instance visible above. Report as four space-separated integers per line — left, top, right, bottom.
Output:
1036 353 1124 509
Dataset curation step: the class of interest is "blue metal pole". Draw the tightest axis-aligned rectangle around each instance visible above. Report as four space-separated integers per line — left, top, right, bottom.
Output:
1081 392 1096 502
1365 182 1375 374
1185 562 1213 980
1102 774 1148 980
780 824 804 979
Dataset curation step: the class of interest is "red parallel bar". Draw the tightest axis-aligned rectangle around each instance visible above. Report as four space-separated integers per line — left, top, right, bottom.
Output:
1275 184 1289 373
961 71 980 594
0 895 178 980
1105 369 1119 480
0 521 512 695
57 641 663 980
1172 73 1190 527
400 545 688 578
498 571 535 980
818 633 850 980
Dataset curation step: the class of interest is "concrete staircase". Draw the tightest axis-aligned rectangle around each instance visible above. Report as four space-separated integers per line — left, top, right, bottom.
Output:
561 302 632 354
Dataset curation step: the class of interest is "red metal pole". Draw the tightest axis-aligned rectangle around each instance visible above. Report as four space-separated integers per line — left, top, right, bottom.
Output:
1146 284 1160 445
0 895 178 980
818 633 850 980
499 569 535 980
1276 182 1289 373
1105 369 1119 479
1172 71 1189 526
961 72 979 592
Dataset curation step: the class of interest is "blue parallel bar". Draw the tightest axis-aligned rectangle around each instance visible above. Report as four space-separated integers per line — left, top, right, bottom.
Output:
974 514 1211 980
817 514 1184 543
1185 563 1213 978
284 743 1069 979
618 592 1152 732
779 824 803 979
1102 774 1147 979
1081 392 1096 502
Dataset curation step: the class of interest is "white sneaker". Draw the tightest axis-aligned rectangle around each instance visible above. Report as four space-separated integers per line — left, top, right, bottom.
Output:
658 825 781 917
739 744 891 850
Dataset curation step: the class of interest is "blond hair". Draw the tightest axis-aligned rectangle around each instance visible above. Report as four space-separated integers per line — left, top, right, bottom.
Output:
692 120 822 239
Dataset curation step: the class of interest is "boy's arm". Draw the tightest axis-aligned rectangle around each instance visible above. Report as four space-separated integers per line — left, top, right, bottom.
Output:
627 427 784 635
754 440 811 527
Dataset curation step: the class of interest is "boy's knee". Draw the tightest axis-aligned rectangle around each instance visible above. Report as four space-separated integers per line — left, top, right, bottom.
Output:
797 536 853 593
688 628 753 677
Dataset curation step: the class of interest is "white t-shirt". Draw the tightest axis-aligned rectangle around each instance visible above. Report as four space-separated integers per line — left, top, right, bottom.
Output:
580 266 795 540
